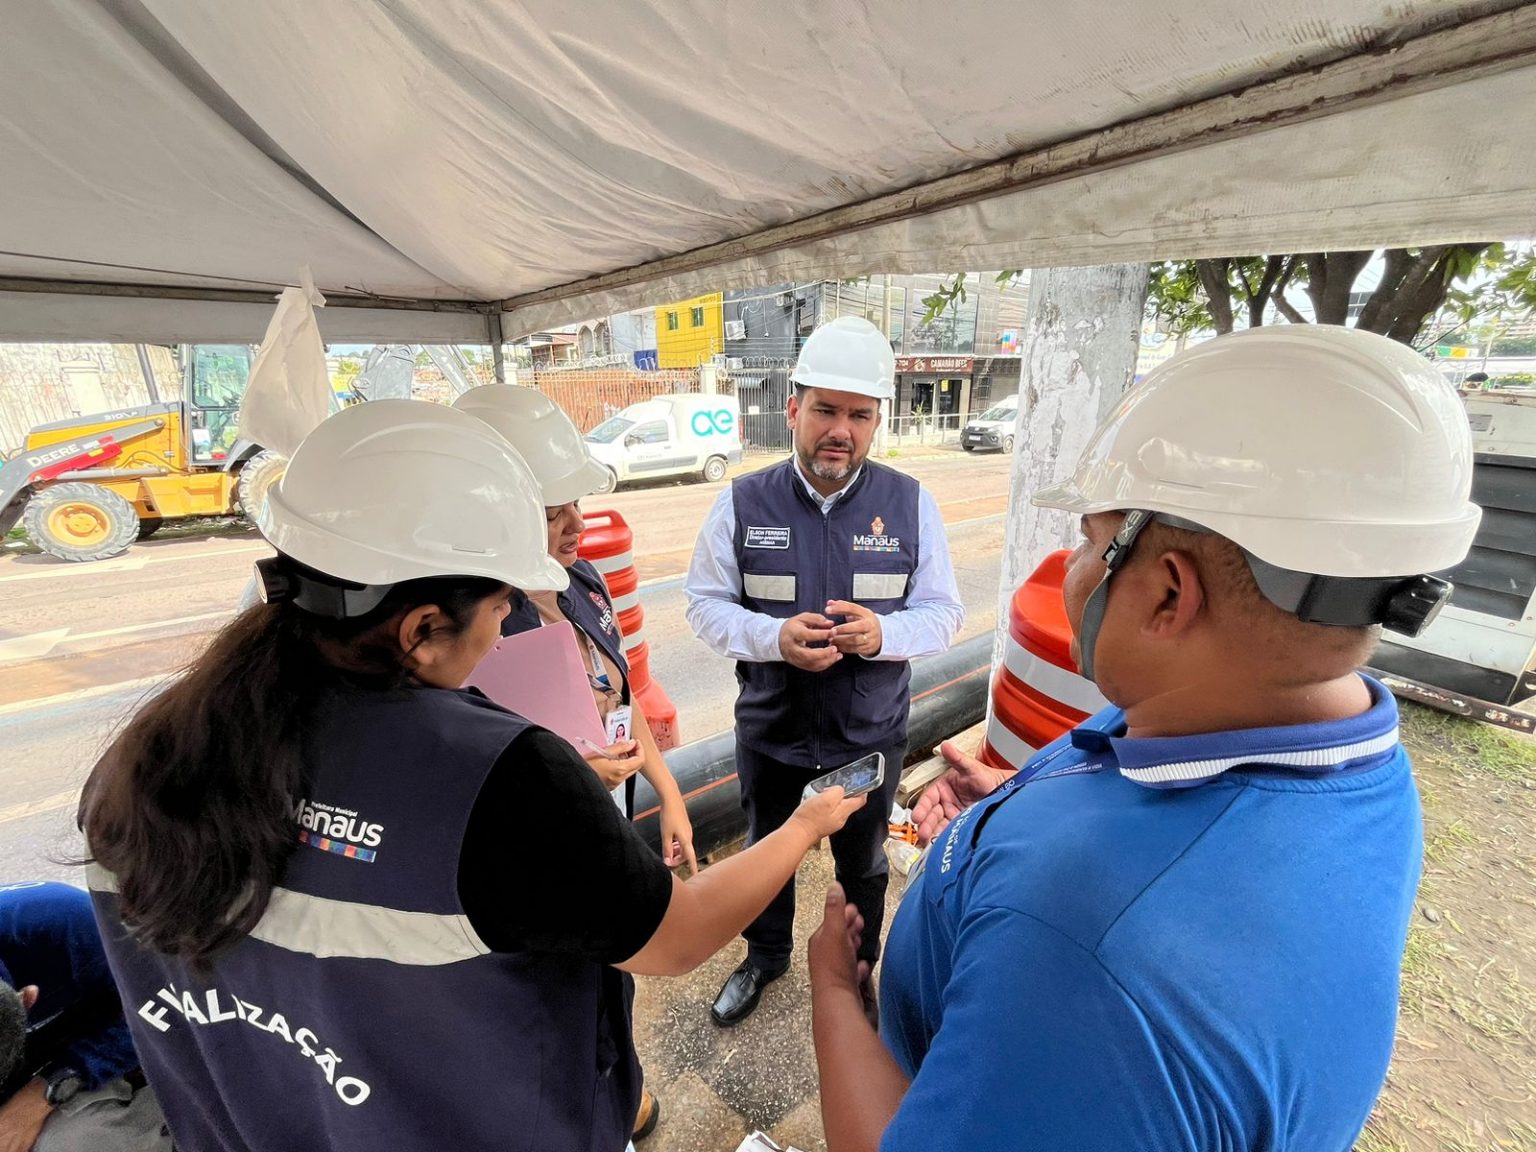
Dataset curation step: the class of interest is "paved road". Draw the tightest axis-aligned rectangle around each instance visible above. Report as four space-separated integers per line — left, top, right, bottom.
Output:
0 451 1013 884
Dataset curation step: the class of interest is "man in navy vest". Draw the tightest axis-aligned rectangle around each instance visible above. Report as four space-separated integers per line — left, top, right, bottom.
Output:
686 317 964 1026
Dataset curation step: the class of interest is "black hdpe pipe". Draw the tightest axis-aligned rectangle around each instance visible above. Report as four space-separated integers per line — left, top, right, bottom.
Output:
632 633 993 858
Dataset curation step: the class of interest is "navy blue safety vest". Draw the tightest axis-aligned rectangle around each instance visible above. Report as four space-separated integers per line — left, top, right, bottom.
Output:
89 687 639 1152
503 559 638 814
731 459 920 767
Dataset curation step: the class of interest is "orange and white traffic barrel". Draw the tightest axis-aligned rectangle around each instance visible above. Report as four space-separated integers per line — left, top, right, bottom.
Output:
978 549 1108 774
578 509 681 750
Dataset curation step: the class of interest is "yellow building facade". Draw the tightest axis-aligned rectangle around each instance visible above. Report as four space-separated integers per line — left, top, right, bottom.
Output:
655 292 724 368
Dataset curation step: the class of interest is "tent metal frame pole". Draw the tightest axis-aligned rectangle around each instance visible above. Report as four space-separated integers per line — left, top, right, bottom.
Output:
500 5 1536 315
0 276 489 314
133 343 161 403
487 311 506 382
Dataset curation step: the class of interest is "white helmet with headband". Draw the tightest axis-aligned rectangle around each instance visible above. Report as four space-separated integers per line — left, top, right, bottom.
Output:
256 400 568 617
1032 325 1481 678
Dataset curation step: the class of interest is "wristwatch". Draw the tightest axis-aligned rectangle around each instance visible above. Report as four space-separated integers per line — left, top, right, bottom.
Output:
42 1065 83 1107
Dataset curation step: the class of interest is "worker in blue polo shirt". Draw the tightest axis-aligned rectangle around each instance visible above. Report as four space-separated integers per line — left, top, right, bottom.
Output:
805 324 1483 1152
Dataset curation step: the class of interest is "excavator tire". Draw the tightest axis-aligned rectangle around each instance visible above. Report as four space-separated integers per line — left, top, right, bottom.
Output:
236 451 287 522
23 482 140 562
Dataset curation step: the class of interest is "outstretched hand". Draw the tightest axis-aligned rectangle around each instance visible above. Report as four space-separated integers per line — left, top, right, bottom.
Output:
912 740 1012 846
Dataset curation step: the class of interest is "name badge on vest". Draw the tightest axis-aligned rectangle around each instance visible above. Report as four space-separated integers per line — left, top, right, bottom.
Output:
745 526 791 549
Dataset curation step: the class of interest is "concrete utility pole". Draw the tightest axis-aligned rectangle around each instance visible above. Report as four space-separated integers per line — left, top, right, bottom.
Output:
876 273 895 458
882 273 893 346
994 263 1150 667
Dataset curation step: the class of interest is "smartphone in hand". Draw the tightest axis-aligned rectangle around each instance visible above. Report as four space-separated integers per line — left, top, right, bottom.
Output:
803 752 886 802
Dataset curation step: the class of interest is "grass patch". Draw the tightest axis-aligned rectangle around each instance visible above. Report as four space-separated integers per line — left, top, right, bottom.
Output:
1423 819 1479 865
1354 1124 1410 1152
1361 703 1536 1151
1399 922 1449 1019
1400 920 1536 1047
1401 704 1536 787
1507 1121 1536 1149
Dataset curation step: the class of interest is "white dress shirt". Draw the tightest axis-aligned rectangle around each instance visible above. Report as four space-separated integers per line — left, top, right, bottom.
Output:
685 461 965 663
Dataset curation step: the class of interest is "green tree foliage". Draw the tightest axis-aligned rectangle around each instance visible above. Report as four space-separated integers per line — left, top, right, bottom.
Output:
920 271 1018 325
922 246 1536 348
1486 333 1536 356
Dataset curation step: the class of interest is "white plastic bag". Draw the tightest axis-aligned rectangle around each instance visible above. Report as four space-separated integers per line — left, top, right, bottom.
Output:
236 269 330 458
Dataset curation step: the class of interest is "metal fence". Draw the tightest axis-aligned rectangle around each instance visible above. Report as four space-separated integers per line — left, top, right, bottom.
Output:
727 358 794 454
886 412 964 447
524 367 700 432
725 355 972 455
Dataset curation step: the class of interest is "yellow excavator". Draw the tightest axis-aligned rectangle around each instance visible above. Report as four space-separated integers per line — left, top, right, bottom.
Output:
0 345 286 562
1 343 477 562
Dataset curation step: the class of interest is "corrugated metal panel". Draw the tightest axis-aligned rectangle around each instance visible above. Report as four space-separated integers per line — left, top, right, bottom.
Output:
1440 456 1536 622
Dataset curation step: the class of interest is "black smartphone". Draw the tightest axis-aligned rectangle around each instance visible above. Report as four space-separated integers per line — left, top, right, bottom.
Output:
802 752 886 801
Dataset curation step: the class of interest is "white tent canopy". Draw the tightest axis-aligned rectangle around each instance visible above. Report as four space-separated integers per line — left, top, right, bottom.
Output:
3 0 1534 342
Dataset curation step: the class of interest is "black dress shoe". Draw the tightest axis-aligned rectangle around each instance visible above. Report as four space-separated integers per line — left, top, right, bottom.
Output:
711 961 785 1026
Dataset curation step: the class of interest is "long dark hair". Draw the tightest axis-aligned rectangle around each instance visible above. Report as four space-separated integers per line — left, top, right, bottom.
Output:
80 571 507 969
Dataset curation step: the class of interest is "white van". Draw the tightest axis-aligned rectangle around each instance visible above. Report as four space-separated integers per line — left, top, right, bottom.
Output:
585 394 744 492
960 393 1020 453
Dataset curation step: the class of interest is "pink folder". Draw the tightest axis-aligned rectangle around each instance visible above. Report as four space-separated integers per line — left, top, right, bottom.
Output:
463 620 607 750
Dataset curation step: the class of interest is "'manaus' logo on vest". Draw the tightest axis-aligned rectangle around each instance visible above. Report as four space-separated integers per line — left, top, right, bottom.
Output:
589 591 615 635
291 796 384 862
853 514 900 553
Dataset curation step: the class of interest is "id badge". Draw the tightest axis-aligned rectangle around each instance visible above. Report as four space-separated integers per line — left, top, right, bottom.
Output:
604 705 633 744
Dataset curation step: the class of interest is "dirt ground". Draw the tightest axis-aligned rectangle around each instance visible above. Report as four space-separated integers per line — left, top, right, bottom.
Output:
1358 705 1536 1152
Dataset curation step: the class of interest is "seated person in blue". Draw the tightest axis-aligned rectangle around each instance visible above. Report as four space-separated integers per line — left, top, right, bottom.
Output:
0 881 170 1151
806 325 1483 1152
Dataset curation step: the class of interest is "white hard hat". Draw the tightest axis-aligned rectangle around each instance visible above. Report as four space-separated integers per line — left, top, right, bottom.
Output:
259 400 568 607
1033 325 1481 579
452 385 611 506
791 316 896 400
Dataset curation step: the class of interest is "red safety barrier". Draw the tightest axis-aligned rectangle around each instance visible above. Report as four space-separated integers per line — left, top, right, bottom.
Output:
578 509 680 750
978 550 1108 774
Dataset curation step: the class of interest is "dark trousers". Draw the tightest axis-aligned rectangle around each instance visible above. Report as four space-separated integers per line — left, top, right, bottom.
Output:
735 739 907 972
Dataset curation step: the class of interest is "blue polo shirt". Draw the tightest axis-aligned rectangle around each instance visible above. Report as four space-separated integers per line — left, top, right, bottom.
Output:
879 677 1420 1152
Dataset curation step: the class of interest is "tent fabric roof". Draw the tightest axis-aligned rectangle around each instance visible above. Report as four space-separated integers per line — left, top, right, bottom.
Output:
3 0 1534 341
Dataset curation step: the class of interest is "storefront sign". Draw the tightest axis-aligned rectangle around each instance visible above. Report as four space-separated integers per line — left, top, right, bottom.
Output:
895 355 974 374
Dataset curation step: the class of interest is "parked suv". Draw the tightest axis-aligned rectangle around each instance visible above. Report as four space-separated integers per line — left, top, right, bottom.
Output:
960 394 1020 453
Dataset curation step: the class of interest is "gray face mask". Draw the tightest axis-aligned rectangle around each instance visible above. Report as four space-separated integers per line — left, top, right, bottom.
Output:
1074 510 1154 683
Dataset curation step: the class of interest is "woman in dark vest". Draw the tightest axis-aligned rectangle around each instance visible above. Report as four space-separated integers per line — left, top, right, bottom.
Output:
454 384 696 1143
80 400 864 1152
454 387 695 858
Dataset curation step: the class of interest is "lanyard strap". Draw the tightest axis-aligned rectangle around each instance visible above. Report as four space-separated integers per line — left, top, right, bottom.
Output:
578 626 618 696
